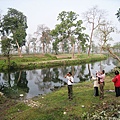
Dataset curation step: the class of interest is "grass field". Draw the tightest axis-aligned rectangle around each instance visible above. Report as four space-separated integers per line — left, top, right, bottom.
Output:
0 74 120 120
0 53 107 71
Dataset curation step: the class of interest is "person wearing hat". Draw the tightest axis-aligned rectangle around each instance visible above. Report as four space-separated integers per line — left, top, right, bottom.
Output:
64 72 74 100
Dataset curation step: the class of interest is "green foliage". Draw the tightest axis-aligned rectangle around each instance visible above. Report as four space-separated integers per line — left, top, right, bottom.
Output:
0 8 28 69
44 53 57 60
0 54 107 71
51 11 89 54
1 37 12 55
116 8 120 22
10 61 18 69
1 8 28 49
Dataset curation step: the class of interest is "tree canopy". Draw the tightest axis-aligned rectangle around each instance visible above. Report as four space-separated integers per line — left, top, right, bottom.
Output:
1 8 28 56
51 11 89 57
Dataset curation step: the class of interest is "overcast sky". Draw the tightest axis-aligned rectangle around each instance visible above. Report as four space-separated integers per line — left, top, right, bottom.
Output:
0 0 120 44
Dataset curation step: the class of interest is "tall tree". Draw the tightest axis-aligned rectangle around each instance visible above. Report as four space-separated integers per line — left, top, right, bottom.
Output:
82 6 106 56
0 10 2 34
97 20 120 62
51 11 88 58
25 34 33 54
95 20 114 53
1 8 28 57
50 28 61 54
34 24 51 54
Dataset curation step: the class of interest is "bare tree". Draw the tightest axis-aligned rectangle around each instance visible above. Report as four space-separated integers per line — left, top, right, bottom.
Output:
95 20 114 53
96 20 120 62
82 6 106 56
34 24 51 54
25 34 33 54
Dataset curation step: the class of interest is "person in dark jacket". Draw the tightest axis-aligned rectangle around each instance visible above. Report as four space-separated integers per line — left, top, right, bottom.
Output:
112 70 120 97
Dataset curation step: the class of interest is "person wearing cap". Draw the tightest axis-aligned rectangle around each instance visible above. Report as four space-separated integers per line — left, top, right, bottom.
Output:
64 72 74 100
112 70 120 97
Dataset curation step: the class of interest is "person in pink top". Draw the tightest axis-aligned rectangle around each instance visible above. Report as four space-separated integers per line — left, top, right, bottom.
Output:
97 70 105 99
112 70 120 97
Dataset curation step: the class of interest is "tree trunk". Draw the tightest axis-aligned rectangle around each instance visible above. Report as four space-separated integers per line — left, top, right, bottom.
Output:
16 40 22 57
88 64 91 77
103 46 120 62
72 44 75 59
42 43 45 54
78 49 80 54
17 71 22 83
7 54 11 70
88 26 94 56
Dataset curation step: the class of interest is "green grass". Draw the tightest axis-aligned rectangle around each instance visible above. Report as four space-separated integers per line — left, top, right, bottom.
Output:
0 53 107 71
1 75 119 120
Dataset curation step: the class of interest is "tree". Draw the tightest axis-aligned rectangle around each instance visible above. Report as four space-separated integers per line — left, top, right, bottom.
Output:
0 9 2 34
82 6 106 56
95 20 114 53
115 8 120 22
34 24 51 54
97 8 120 62
1 8 28 57
1 36 13 69
96 20 120 62
25 34 33 54
50 28 61 54
51 11 88 58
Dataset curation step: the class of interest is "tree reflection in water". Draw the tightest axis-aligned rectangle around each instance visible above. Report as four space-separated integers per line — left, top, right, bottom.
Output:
0 58 117 99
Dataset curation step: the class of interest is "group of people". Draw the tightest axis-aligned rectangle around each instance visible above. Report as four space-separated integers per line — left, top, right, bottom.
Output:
93 69 120 99
64 69 120 101
93 70 105 99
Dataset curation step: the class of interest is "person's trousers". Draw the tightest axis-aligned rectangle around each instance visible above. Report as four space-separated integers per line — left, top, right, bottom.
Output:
115 87 120 97
94 87 99 96
68 85 73 99
99 83 104 99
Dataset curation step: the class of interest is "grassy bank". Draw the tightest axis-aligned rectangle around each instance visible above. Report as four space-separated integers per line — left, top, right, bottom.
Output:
0 53 107 71
0 73 120 120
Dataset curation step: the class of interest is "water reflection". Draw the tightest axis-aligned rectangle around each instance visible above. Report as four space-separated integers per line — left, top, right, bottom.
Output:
0 58 117 99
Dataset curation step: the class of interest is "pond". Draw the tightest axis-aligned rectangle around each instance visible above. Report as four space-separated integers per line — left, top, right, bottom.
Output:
0 57 117 99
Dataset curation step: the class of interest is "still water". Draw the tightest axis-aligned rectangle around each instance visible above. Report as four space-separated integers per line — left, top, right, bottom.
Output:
0 58 116 99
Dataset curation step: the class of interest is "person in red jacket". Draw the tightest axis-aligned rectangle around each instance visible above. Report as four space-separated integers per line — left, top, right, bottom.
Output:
112 70 120 97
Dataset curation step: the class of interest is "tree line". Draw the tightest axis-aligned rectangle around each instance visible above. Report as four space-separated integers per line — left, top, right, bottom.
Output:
0 6 120 60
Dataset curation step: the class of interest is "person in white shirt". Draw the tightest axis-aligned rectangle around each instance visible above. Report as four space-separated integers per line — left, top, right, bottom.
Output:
64 72 74 100
91 71 99 96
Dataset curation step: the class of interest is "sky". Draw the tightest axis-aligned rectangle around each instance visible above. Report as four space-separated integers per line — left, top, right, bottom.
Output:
0 0 120 44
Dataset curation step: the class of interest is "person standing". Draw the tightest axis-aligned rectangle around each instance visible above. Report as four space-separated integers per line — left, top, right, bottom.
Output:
64 72 74 100
97 70 105 99
112 70 120 97
93 77 99 96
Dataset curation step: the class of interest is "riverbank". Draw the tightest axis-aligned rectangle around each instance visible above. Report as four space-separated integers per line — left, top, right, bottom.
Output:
0 72 120 120
0 53 107 71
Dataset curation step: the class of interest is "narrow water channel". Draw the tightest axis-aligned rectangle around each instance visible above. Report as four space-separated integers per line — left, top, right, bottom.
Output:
0 58 116 99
